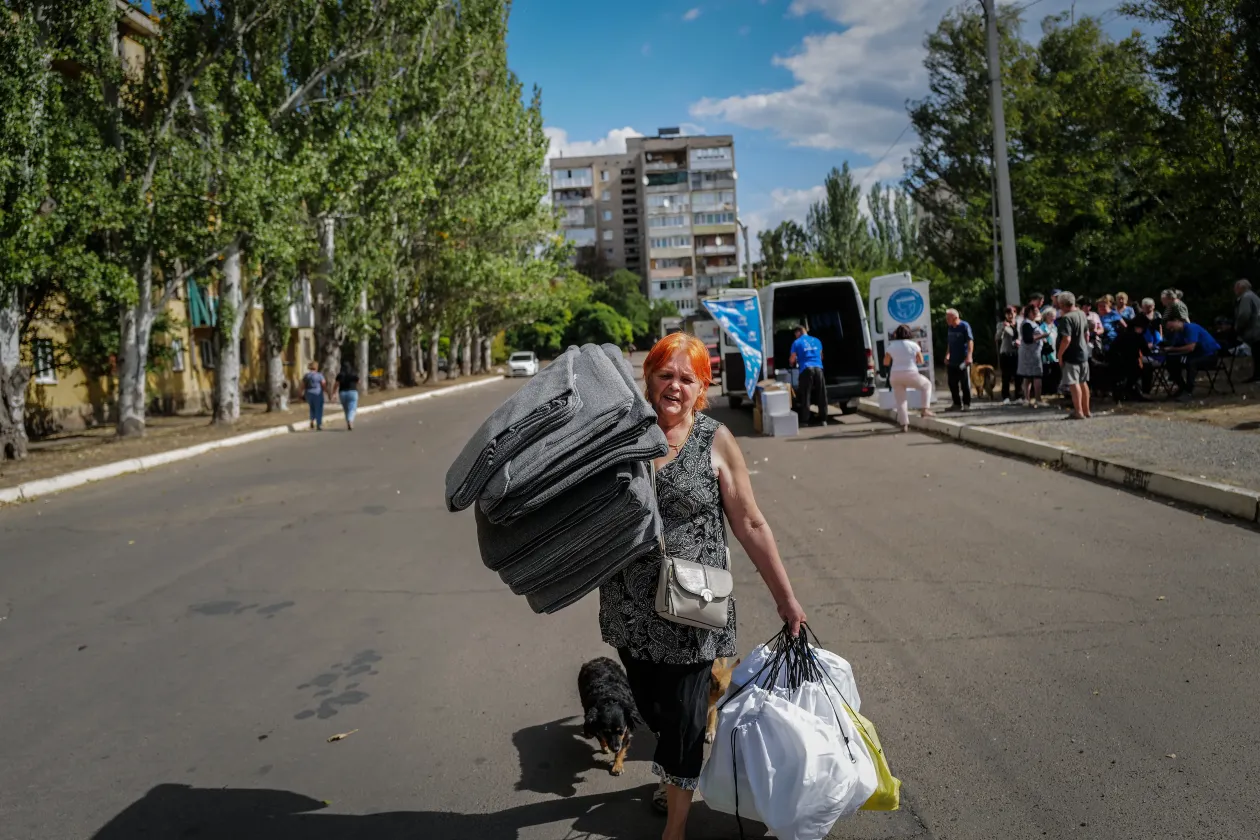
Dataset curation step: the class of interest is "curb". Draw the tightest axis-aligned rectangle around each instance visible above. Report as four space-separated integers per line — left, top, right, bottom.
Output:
858 398 1260 524
0 375 505 506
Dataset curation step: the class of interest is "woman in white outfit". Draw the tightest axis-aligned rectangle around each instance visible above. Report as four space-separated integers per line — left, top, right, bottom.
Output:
883 325 936 432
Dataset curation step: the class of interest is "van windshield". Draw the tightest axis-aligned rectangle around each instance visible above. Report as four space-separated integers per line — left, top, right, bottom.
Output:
772 283 866 383
510 353 533 361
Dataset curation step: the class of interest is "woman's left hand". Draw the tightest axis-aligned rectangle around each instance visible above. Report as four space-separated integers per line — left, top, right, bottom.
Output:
778 597 807 637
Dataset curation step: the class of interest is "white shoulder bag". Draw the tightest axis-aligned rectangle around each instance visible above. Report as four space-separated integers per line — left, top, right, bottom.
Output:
651 461 734 630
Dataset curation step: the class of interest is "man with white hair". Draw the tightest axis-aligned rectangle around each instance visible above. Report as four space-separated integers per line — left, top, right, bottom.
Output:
1055 292 1092 419
943 308 973 411
1235 279 1260 382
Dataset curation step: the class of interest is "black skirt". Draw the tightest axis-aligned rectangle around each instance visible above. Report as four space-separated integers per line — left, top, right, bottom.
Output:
618 648 713 789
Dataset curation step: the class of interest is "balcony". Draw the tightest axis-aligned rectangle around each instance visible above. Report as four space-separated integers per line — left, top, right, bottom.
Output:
555 195 593 208
645 161 681 172
695 244 736 256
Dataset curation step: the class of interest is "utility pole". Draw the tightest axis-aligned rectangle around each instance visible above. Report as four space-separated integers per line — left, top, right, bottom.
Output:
982 0 1021 307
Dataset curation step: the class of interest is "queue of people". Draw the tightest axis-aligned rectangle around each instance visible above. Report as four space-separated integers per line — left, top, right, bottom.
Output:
942 279 1256 418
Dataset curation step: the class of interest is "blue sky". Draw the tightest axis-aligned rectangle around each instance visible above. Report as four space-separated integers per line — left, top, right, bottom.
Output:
507 0 1141 254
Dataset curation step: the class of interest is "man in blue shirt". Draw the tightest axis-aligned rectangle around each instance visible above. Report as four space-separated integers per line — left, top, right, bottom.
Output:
1163 316 1220 401
944 308 974 411
789 324 827 425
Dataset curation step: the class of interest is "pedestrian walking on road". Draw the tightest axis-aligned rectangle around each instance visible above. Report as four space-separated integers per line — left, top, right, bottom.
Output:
996 306 1020 404
883 325 936 432
302 361 327 431
1017 303 1047 407
944 308 973 411
1234 279 1260 381
789 324 827 426
1056 292 1092 420
335 362 361 431
599 332 807 840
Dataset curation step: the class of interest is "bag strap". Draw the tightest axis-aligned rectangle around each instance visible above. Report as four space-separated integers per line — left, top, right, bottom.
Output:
648 460 667 557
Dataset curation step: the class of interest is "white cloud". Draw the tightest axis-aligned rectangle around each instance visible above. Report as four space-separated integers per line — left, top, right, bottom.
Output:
683 7 702 21
545 126 644 161
678 121 707 136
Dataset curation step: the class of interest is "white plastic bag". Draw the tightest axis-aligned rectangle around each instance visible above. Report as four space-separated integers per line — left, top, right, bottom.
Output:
700 683 877 840
731 643 862 713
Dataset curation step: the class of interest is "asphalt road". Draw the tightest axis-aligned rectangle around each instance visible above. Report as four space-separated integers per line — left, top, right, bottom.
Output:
2 378 1258 840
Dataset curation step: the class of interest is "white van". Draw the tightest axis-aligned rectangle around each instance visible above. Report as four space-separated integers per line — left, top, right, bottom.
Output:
756 277 875 415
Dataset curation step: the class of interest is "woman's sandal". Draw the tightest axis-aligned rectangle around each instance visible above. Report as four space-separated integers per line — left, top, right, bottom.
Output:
652 783 669 815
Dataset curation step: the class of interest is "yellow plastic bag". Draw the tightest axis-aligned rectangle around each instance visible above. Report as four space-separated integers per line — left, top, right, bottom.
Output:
847 708 901 811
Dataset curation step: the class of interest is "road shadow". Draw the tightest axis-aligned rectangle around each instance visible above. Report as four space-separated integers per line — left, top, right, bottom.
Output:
88 783 770 840
512 716 657 797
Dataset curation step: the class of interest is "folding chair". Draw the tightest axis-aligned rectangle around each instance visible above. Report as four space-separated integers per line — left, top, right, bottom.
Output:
1202 349 1236 395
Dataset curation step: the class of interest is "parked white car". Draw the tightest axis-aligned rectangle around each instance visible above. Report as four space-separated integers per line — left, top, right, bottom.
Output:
507 351 539 377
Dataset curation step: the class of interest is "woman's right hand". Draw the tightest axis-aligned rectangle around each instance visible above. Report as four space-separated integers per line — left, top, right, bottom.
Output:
778 597 807 638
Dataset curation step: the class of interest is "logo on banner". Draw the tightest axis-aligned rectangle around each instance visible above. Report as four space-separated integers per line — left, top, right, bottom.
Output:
887 287 925 323
702 296 764 398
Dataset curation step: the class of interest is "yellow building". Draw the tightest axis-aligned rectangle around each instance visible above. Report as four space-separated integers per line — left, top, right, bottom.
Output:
24 279 318 435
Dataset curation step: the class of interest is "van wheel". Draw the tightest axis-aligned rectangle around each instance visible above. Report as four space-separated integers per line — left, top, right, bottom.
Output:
728 395 743 410
840 402 859 416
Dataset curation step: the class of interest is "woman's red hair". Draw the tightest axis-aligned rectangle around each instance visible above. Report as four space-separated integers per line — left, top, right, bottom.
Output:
643 332 712 412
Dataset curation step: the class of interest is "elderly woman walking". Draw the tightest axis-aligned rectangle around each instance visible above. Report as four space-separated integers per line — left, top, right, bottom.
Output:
599 332 807 840
301 361 327 431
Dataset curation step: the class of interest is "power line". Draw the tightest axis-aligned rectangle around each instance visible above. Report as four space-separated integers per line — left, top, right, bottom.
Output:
860 121 914 188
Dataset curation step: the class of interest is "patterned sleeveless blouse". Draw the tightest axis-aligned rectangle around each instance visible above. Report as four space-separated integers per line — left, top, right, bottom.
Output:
599 412 737 664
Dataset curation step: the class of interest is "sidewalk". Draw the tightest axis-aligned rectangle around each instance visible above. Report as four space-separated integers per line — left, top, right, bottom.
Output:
0 373 502 500
860 388 1260 523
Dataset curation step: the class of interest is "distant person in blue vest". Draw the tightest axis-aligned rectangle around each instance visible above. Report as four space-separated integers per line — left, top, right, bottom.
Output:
789 324 827 426
302 361 327 430
1162 315 1220 402
944 308 973 411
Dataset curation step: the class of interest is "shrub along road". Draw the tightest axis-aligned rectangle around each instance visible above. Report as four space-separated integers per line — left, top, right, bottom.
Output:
2 379 1257 839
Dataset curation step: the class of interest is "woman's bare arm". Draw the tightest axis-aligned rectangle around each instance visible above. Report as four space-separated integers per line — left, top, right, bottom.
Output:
712 425 806 634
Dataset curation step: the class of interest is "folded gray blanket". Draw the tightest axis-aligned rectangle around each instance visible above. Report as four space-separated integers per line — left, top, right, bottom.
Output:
474 461 638 577
525 508 660 615
478 345 666 525
444 346 582 512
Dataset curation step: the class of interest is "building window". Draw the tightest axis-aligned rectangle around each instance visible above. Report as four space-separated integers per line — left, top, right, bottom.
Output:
199 339 216 369
605 247 615 257
32 338 56 384
650 235 692 249
600 170 609 181
171 339 185 372
648 214 687 229
602 190 611 201
302 336 312 364
603 210 613 221
694 211 736 226
602 230 613 241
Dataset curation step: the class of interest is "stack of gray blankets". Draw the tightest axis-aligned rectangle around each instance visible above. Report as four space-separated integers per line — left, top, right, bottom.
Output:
445 343 667 614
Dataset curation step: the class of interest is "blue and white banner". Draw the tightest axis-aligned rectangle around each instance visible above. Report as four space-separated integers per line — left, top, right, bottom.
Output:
702 295 764 397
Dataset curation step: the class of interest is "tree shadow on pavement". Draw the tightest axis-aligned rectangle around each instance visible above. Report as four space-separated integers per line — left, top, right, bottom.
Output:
88 783 770 840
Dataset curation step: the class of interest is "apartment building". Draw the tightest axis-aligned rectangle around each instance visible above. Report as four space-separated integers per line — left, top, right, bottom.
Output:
550 129 739 318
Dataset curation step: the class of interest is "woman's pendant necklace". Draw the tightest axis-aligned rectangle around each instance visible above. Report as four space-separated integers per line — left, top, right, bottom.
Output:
667 417 695 453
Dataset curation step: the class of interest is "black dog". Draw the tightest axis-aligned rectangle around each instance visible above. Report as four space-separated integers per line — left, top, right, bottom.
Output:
578 657 644 776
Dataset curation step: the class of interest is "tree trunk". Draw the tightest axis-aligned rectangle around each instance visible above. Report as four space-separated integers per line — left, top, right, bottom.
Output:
460 324 473 376
399 323 416 387
426 328 440 385
0 291 30 460
356 285 370 392
383 310 399 390
471 326 483 374
315 216 343 379
447 332 461 380
213 239 245 424
263 304 288 412
117 251 154 438
481 335 493 373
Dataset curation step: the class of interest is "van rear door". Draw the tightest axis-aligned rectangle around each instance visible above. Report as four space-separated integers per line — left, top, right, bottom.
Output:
768 280 869 394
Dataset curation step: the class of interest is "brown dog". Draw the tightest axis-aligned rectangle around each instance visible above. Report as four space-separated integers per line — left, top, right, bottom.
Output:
705 657 740 744
971 364 996 401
